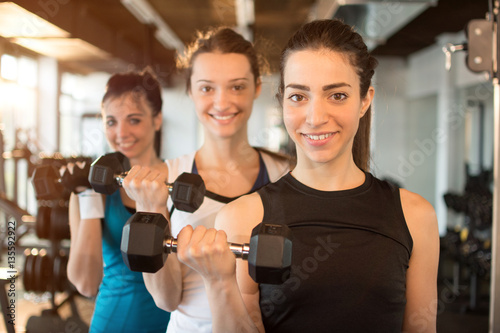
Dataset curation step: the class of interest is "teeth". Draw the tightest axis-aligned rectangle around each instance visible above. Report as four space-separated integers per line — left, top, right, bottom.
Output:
118 142 134 148
305 133 333 140
212 114 235 120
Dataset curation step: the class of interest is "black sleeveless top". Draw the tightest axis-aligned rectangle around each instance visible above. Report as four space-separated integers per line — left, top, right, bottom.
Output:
257 172 413 332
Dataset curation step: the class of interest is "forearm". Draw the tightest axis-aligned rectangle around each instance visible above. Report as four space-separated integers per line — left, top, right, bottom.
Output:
143 254 183 311
67 194 103 297
67 219 103 296
204 277 261 333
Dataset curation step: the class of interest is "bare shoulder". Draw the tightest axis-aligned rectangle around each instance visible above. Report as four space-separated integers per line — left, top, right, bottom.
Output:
256 147 290 162
399 188 438 239
215 192 264 243
256 147 295 168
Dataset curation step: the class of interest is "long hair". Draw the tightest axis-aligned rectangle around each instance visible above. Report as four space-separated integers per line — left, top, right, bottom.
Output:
277 19 378 170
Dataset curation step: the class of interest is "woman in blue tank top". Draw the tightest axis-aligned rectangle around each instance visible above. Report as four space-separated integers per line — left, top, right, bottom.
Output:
172 19 440 333
66 69 170 332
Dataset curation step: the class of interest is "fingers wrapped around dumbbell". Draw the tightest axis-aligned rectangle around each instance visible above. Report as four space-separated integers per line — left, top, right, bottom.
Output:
120 212 292 284
177 225 238 281
61 161 91 194
122 165 171 212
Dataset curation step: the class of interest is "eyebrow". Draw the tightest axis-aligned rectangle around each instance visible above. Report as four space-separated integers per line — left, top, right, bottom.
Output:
285 82 351 91
196 78 250 84
106 113 144 119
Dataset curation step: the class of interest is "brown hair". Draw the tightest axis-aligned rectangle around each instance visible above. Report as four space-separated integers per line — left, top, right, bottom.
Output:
102 67 163 157
177 27 266 92
277 19 378 171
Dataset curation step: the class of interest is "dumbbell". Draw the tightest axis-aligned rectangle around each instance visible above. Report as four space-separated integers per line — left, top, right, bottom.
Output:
35 205 70 241
89 152 205 213
32 163 91 200
120 212 293 284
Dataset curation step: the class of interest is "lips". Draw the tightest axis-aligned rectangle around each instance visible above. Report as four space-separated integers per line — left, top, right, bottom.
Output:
208 112 239 123
303 133 334 141
301 132 336 146
210 113 236 120
116 141 136 149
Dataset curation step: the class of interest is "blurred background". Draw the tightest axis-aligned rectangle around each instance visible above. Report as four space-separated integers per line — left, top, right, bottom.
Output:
0 0 495 332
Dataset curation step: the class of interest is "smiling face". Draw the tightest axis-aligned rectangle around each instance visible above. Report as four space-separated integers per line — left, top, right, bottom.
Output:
283 48 374 167
102 92 162 162
189 52 261 140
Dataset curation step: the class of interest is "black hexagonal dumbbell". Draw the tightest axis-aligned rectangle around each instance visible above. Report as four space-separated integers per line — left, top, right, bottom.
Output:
120 212 293 284
88 152 205 213
31 163 91 200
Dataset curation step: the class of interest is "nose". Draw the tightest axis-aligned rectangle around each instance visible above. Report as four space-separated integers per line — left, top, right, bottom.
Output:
116 121 130 138
213 89 230 112
305 98 328 127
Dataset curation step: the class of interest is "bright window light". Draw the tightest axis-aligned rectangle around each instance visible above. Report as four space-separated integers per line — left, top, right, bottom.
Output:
0 2 69 38
18 56 37 87
1 54 18 81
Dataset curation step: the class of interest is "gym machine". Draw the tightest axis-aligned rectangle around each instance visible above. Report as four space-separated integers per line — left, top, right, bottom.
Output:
25 155 92 332
442 1 500 330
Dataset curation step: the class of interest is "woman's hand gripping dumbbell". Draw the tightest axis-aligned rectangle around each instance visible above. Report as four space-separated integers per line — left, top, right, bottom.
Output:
31 162 91 200
120 212 293 284
88 152 205 213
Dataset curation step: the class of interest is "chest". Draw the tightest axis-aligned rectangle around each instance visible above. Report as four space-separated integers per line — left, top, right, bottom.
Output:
197 164 260 197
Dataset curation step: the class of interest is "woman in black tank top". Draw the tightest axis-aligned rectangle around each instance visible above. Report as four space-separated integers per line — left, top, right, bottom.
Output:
175 19 440 333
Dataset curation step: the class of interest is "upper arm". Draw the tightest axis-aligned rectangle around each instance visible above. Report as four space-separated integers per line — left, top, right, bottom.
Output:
215 192 266 332
400 189 439 333
143 254 183 312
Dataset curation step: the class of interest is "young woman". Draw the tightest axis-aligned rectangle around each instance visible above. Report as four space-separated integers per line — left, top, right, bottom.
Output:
66 69 170 332
122 27 290 332
174 19 440 333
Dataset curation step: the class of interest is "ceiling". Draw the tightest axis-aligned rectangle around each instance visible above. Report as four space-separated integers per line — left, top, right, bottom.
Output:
0 0 490 86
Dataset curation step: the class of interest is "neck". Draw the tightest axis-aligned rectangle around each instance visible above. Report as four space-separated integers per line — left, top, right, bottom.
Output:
291 154 365 191
196 134 257 169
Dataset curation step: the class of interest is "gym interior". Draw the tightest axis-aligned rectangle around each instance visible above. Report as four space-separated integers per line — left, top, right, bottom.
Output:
0 0 497 332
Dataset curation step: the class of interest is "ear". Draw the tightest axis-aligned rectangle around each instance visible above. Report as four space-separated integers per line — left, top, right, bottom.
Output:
153 112 163 131
254 78 262 100
359 86 375 118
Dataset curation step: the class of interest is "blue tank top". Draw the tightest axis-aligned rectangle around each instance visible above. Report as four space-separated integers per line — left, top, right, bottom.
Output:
90 190 170 333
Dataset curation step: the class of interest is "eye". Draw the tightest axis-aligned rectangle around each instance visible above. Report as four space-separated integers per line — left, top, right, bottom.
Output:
232 84 245 91
200 86 213 93
106 119 116 127
331 93 347 101
288 94 306 102
129 118 141 125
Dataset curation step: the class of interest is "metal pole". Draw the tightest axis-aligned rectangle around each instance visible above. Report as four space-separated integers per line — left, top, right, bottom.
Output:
490 3 500 331
490 76 500 333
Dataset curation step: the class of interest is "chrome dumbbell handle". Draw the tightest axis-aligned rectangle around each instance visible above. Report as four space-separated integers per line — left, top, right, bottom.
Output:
115 172 174 192
163 237 250 260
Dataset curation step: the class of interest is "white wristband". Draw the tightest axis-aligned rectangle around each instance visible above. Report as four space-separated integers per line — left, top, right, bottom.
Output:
78 189 105 220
